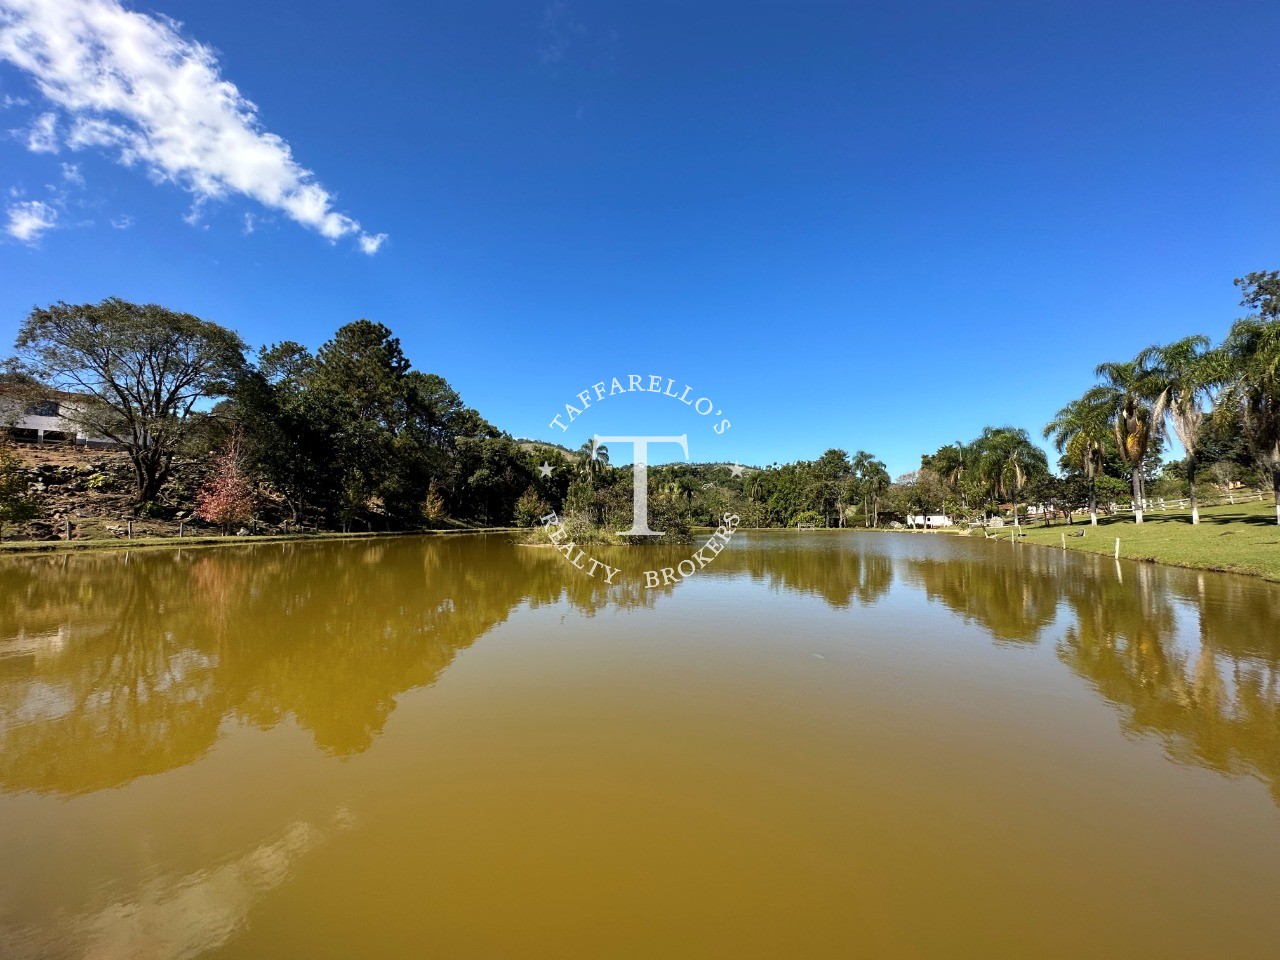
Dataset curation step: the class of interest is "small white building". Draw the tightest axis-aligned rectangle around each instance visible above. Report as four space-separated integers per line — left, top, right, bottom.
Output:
0 388 116 447
907 514 953 529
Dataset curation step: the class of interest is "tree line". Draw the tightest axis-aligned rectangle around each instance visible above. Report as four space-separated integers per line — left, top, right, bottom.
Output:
3 272 1277 535
908 272 1280 528
1042 270 1280 525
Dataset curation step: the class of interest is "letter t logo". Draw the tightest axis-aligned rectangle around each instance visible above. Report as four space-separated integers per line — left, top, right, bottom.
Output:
593 434 689 535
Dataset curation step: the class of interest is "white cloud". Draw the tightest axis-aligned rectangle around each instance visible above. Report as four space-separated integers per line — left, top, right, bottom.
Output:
1 92 28 108
24 109 57 151
359 232 387 255
5 198 56 242
0 0 385 253
60 160 82 184
109 212 132 228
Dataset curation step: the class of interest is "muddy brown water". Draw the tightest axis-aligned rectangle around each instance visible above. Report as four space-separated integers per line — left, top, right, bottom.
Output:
1 532 1278 957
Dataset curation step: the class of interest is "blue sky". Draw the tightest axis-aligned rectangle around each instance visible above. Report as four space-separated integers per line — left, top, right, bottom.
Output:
1 0 1277 475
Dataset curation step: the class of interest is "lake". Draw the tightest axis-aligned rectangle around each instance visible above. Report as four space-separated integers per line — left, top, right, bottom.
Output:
1 532 1278 957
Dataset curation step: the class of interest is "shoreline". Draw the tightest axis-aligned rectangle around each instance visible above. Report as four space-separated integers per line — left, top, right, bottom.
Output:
0 526 521 557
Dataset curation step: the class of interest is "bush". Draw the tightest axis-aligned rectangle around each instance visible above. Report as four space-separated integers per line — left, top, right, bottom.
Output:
513 487 551 527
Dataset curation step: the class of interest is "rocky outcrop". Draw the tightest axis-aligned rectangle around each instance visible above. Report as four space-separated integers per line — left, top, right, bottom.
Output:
5 444 215 541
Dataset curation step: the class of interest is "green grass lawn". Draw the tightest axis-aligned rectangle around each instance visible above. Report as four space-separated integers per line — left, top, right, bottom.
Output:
1008 499 1280 582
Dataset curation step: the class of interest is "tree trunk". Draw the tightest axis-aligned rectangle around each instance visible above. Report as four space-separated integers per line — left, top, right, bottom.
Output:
1188 457 1199 525
131 447 169 505
1273 468 1280 526
1131 467 1144 523
1089 476 1097 526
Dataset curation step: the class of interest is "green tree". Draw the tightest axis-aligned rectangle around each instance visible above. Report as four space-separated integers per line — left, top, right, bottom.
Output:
0 443 37 540
852 452 890 527
813 448 851 527
922 441 971 509
514 487 552 527
1220 275 1280 523
977 426 1048 528
229 342 331 522
15 298 246 504
1044 395 1111 525
1088 358 1163 523
575 439 610 481
1137 335 1217 523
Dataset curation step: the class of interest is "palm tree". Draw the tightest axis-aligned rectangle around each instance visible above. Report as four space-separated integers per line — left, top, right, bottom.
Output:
862 459 890 527
1090 358 1164 523
977 426 1047 528
576 439 609 480
1219 316 1280 524
926 441 970 509
1138 335 1216 524
850 450 888 527
1044 396 1110 525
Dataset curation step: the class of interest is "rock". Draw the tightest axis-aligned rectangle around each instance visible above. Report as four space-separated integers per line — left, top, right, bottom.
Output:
235 527 251 537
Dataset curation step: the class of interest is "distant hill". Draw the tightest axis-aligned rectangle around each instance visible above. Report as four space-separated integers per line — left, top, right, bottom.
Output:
515 439 575 459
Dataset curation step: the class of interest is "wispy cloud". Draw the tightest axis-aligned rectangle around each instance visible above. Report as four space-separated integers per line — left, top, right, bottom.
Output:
5 197 56 242
109 212 132 229
23 109 57 151
538 1 585 65
60 160 82 184
0 0 385 253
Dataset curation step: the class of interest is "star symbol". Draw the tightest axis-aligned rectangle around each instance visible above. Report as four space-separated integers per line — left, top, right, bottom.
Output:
538 462 553 478
729 462 745 477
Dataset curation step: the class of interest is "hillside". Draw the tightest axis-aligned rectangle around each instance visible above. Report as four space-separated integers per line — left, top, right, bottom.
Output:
4 443 214 542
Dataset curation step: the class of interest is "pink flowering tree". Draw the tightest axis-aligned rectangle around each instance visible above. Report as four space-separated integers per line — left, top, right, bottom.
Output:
194 434 257 534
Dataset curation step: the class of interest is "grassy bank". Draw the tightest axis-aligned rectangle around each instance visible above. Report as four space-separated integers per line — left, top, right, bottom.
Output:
993 500 1280 582
0 526 520 557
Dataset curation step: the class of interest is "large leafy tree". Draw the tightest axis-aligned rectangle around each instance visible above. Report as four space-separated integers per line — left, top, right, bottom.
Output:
14 298 246 505
229 341 332 522
231 320 499 527
812 448 851 527
1220 272 1280 523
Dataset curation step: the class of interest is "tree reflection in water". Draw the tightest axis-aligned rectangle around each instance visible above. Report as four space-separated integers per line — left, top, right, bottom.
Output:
0 533 1277 809
1057 554 1280 806
904 538 1280 803
903 545 1063 644
0 536 676 793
